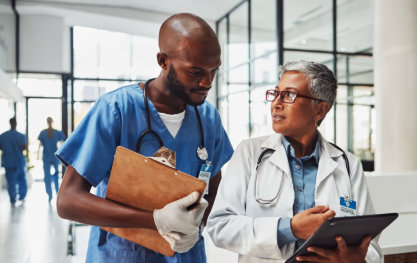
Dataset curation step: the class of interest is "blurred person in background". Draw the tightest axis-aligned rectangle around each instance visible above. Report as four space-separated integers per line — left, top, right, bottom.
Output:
38 117 66 202
0 117 28 206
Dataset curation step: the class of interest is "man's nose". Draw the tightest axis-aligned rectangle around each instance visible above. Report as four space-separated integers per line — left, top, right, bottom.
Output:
199 71 215 88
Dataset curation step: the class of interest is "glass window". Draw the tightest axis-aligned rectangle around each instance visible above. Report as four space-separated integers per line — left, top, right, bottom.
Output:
229 64 249 85
284 0 333 51
250 87 272 138
131 36 160 79
252 51 278 86
0 98 14 134
352 86 374 159
74 26 159 80
337 55 373 84
228 91 249 147
17 74 62 97
283 51 334 71
251 0 276 58
229 2 249 68
73 27 99 78
218 98 229 131
217 18 228 75
337 0 373 53
335 85 348 149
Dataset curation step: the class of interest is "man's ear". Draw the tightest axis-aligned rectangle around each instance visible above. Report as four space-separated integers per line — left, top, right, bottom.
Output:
314 101 330 123
157 52 169 70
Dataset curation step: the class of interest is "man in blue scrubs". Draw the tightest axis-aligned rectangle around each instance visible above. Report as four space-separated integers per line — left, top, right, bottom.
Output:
38 117 66 202
56 13 233 263
0 117 28 205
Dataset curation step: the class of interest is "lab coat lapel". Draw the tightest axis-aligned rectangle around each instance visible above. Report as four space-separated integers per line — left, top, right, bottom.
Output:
316 133 342 188
261 134 292 181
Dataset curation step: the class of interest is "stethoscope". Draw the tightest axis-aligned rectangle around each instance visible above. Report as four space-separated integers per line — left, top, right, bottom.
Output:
135 79 208 161
254 142 351 205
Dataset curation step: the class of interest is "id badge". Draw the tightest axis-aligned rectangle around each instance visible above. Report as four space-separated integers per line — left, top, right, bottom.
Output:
198 162 212 195
340 196 357 216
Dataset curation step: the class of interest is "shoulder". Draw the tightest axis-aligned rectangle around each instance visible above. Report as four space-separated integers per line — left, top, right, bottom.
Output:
92 84 143 115
100 84 142 104
235 135 276 158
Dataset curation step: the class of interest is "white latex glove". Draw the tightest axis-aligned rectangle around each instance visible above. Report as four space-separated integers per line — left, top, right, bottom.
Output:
162 230 199 253
153 191 208 235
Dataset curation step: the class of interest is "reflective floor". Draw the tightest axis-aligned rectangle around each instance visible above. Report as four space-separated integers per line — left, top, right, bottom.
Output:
0 171 236 263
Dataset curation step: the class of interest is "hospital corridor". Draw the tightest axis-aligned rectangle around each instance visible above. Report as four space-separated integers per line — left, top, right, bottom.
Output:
1 0 417 262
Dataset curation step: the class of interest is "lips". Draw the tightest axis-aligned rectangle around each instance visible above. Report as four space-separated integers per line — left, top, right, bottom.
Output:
193 89 209 96
272 113 286 121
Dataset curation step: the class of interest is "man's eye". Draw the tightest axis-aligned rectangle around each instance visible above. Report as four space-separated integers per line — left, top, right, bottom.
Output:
189 71 201 75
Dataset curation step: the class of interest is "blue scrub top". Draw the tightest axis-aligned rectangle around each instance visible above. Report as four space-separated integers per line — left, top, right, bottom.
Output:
0 129 27 168
56 83 234 263
38 129 66 161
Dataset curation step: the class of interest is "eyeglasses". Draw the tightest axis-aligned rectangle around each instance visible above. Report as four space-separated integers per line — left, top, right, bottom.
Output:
265 89 324 103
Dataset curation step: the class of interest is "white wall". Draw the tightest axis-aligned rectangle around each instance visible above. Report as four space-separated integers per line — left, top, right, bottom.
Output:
366 172 417 255
0 3 16 72
19 15 70 73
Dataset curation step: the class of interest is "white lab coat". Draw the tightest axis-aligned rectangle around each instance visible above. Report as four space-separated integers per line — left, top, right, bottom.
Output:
207 133 382 263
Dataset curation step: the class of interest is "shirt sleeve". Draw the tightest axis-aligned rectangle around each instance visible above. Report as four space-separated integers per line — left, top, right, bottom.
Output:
55 97 121 187
277 218 297 248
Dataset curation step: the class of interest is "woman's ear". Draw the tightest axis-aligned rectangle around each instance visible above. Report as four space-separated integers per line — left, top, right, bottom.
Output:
157 52 169 70
314 101 330 124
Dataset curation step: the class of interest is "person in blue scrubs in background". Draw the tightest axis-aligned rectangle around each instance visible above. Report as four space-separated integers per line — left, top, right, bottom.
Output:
55 13 233 263
38 117 66 202
0 117 28 206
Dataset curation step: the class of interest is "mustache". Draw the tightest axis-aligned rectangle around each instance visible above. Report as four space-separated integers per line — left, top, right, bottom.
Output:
191 87 211 92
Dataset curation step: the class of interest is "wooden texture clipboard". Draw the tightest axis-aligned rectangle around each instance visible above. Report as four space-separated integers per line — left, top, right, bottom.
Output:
100 146 207 257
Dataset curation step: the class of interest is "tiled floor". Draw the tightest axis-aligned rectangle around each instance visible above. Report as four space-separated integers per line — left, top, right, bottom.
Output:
0 169 236 263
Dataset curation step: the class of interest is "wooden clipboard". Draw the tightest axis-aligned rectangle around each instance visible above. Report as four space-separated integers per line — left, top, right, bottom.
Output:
100 146 207 257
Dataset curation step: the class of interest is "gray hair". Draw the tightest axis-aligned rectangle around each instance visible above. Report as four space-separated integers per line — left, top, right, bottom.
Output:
279 60 337 112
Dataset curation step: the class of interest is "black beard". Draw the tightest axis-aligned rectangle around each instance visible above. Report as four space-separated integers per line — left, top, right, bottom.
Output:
166 65 205 106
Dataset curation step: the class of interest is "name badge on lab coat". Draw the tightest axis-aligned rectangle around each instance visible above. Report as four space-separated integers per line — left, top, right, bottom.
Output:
340 196 357 216
198 162 212 195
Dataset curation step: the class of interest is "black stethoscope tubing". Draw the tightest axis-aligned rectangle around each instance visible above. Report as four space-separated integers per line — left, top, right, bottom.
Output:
135 79 205 155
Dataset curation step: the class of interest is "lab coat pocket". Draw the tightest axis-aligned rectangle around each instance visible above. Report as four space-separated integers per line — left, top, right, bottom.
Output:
254 168 284 206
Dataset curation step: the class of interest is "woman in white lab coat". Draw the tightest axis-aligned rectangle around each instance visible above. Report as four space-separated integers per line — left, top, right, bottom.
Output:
207 61 382 263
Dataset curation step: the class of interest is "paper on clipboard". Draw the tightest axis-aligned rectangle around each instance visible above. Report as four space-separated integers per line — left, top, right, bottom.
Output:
100 146 207 257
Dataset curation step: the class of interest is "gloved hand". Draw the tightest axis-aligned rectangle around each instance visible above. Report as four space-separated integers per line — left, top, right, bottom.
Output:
153 191 208 235
162 230 199 253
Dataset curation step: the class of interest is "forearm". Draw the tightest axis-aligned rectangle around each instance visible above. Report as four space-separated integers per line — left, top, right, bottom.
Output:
57 165 156 229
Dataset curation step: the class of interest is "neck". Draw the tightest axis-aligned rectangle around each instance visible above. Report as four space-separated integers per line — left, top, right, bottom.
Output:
143 77 186 114
285 129 318 158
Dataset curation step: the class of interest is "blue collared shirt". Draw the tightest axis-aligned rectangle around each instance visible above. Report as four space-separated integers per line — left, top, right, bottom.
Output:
277 135 320 248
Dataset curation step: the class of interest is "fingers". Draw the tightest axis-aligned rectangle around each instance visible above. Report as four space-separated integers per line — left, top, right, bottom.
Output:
307 205 330 214
360 235 372 250
323 209 336 219
335 236 347 250
179 191 199 208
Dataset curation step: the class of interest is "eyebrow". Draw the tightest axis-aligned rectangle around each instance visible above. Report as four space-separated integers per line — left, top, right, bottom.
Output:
275 86 298 91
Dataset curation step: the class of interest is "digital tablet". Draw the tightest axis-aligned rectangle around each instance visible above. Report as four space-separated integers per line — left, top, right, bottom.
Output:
285 213 398 263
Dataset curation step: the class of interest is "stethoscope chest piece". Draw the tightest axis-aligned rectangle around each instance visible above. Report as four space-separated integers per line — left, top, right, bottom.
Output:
197 146 208 161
